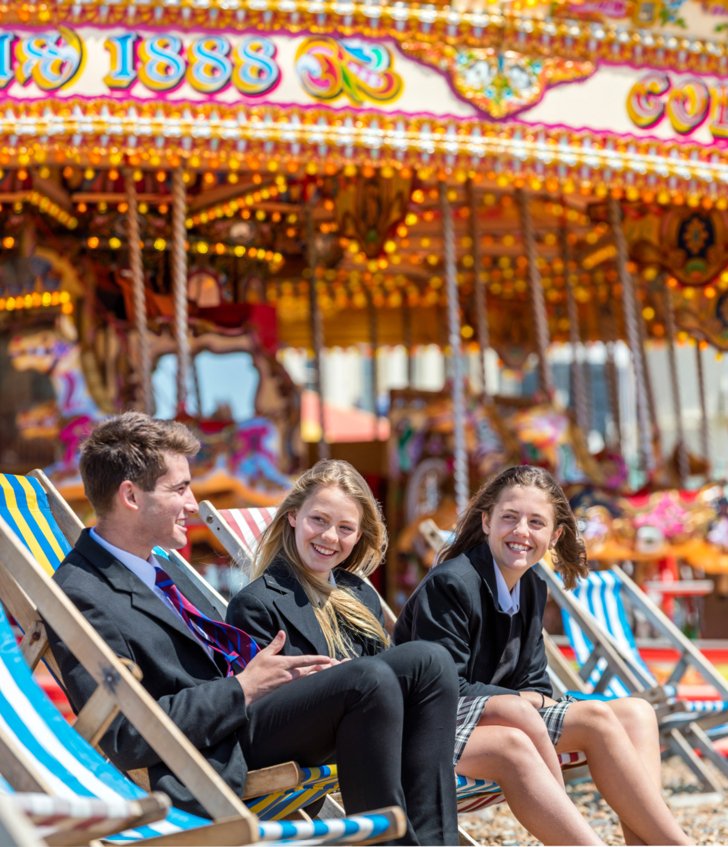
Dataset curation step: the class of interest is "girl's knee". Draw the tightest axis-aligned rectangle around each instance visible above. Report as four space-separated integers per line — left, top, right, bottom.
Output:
614 696 658 732
571 699 619 733
486 694 548 735
470 725 538 767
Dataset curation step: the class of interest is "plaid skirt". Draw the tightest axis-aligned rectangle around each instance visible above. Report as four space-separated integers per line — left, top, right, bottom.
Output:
454 693 576 763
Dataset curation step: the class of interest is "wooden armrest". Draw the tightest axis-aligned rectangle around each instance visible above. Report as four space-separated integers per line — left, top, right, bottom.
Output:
241 761 303 799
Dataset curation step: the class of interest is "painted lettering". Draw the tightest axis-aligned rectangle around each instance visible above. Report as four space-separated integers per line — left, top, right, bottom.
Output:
186 36 232 94
15 27 84 91
138 35 185 92
104 33 139 89
666 78 710 134
232 36 280 96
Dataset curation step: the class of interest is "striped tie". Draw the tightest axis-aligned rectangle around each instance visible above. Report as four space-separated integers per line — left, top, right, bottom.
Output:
154 566 258 675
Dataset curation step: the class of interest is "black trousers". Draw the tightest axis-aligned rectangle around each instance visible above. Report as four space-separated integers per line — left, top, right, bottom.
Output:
242 640 459 846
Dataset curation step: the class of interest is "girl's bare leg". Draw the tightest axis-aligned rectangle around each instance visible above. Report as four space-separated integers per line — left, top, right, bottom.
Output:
483 694 565 785
458 724 603 846
556 699 691 846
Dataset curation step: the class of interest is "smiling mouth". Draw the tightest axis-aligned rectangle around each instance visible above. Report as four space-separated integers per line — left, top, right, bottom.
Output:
311 543 337 557
506 542 530 553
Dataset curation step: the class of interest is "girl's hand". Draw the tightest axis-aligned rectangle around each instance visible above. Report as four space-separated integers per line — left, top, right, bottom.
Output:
520 690 557 710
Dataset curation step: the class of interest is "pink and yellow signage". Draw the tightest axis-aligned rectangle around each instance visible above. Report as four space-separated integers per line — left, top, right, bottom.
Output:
0 27 416 108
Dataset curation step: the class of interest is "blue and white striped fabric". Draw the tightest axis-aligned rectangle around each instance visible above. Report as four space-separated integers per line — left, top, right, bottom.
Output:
563 570 728 715
0 601 402 843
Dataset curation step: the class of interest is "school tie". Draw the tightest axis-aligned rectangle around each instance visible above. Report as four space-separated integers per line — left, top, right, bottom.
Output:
153 565 259 675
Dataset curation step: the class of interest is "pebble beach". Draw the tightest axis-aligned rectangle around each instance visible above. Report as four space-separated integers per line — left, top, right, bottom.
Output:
459 759 728 845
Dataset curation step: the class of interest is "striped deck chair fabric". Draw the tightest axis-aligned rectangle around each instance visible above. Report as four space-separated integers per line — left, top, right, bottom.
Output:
0 599 404 844
543 564 728 793
566 570 728 716
0 788 45 847
0 473 366 825
0 773 169 845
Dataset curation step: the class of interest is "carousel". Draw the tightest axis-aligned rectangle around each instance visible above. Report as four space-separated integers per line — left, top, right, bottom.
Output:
1 0 728 625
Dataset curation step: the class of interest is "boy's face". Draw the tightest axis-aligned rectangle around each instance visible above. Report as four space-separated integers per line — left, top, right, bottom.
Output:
132 452 198 553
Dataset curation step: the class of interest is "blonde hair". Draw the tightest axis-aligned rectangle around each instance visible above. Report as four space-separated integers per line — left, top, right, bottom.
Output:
439 465 588 590
254 459 390 657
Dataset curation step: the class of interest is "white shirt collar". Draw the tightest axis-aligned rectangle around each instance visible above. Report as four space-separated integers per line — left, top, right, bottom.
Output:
493 562 521 616
89 526 158 590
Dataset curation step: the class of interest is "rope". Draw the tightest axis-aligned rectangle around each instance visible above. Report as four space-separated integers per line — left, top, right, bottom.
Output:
663 280 689 485
171 169 191 415
608 195 653 474
124 168 152 414
516 189 554 398
468 179 490 398
695 340 710 466
560 223 590 435
306 207 329 459
440 181 469 516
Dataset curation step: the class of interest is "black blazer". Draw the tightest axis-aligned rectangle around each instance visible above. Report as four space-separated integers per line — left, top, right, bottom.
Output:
227 558 385 659
48 529 248 816
393 543 551 699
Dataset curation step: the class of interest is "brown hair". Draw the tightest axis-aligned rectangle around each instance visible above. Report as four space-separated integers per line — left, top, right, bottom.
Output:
439 464 588 589
79 412 200 517
254 459 389 657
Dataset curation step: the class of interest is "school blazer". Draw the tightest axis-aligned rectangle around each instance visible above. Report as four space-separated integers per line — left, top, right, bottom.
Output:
227 558 386 658
393 542 552 699
48 529 249 816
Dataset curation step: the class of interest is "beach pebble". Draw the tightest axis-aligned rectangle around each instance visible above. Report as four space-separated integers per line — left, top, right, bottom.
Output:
459 758 728 845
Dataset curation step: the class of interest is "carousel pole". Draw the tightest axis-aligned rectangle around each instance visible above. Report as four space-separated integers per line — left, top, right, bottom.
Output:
663 280 689 485
171 169 191 415
516 189 554 397
366 282 381 440
695 340 711 468
440 181 469 516
603 299 624 448
125 169 152 414
468 179 490 397
560 222 590 435
401 296 414 386
306 209 329 459
608 195 654 476
636 282 662 462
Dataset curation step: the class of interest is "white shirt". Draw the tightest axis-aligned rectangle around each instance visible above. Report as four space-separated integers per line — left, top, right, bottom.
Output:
493 563 521 616
90 528 180 616
90 528 215 656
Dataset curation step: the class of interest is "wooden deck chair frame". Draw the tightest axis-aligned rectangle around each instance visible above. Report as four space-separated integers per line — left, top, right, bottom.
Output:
537 562 728 794
0 473 406 843
0 591 404 847
7 471 308 804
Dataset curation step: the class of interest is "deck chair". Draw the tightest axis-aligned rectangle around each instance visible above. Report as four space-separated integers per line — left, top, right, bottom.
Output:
0 473 406 845
0 788 46 847
0 600 404 846
538 563 728 793
0 471 340 815
200 502 588 820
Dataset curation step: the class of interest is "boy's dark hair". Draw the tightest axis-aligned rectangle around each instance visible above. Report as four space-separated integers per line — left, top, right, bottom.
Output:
79 412 200 516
